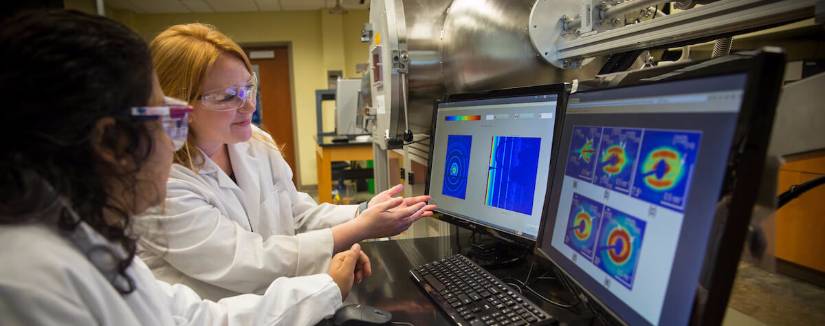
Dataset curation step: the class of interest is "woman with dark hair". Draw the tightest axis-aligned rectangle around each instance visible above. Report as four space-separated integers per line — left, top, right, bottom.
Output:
0 10 364 325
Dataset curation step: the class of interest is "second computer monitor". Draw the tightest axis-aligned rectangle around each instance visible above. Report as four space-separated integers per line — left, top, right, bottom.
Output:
536 51 785 326
426 85 567 242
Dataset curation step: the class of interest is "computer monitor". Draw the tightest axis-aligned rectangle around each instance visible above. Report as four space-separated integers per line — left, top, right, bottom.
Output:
536 51 785 326
335 78 368 137
426 84 568 244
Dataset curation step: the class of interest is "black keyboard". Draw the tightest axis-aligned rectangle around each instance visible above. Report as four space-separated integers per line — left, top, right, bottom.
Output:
411 254 556 326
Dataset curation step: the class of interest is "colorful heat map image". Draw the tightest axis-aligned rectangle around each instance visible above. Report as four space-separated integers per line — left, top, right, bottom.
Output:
564 193 604 260
442 135 473 199
445 115 481 121
485 136 542 215
594 206 646 290
631 130 702 211
565 126 603 182
595 128 642 194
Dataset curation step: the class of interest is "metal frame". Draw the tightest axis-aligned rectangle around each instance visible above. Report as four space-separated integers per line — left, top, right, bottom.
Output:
369 0 409 151
531 0 817 67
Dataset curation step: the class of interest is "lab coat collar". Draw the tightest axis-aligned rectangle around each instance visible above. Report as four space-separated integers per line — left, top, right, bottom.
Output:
227 141 262 227
191 141 262 228
195 147 238 190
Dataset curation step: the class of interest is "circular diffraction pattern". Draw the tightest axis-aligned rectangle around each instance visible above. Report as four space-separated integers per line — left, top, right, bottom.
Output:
641 146 685 191
577 138 596 163
600 144 628 176
444 149 468 193
573 209 594 241
607 227 632 265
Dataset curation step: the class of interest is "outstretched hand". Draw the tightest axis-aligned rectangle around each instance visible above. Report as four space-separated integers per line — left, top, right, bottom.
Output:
332 185 437 251
357 196 436 238
368 184 435 218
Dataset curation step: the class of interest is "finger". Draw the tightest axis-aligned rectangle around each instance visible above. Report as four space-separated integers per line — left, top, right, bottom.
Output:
410 205 429 219
403 203 436 223
410 195 431 203
390 202 426 219
417 204 437 217
371 185 403 206
330 252 347 273
402 195 430 206
402 207 427 225
351 244 364 277
378 184 403 198
421 204 437 213
339 244 361 271
370 197 404 212
373 189 389 200
359 251 373 278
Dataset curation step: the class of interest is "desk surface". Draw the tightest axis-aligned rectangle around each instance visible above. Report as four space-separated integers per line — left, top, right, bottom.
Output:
336 236 776 326
316 135 373 147
348 236 587 326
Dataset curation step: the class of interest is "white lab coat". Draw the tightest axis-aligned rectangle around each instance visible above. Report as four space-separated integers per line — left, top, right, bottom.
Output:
135 127 359 301
0 223 342 326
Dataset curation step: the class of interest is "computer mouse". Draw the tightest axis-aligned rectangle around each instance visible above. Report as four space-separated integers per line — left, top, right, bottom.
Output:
332 304 393 326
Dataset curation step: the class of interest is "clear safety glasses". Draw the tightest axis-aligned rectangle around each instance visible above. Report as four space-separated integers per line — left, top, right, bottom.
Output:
131 96 193 151
197 73 258 112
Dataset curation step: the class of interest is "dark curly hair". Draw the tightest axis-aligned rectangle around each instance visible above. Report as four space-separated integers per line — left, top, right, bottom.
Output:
0 10 155 294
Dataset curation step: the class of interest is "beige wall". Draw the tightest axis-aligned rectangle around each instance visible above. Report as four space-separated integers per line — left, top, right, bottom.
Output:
343 10 370 79
97 9 368 186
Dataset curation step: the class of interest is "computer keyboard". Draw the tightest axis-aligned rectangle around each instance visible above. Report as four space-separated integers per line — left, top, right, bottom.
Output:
411 254 556 326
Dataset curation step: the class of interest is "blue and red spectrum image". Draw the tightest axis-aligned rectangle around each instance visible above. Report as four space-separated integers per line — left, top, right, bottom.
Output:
484 136 542 215
595 128 642 194
594 206 646 290
442 135 473 199
565 126 602 182
631 129 701 212
564 193 604 260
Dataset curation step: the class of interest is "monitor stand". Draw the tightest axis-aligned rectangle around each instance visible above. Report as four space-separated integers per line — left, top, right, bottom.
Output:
464 234 529 269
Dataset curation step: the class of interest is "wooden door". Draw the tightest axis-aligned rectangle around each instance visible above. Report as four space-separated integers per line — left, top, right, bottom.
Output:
248 47 297 172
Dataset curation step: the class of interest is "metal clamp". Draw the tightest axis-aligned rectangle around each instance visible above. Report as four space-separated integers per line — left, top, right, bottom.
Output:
392 49 409 73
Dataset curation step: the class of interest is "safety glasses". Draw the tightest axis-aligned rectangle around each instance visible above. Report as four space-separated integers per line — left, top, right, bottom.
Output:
131 96 193 150
197 73 258 112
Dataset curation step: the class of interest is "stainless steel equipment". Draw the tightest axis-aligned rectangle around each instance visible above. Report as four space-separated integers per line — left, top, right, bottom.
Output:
367 0 559 151
367 0 453 151
362 0 822 222
529 0 819 68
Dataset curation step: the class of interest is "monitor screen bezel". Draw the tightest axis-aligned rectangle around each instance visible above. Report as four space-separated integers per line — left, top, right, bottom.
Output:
425 83 570 246
533 51 785 326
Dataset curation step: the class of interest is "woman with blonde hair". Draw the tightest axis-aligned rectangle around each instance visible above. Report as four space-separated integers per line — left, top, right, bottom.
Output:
137 23 436 300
